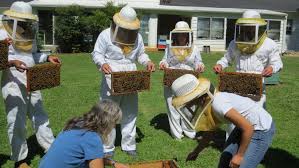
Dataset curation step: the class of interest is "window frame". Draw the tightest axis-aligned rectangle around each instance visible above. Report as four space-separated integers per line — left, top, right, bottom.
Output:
266 19 281 42
197 17 225 40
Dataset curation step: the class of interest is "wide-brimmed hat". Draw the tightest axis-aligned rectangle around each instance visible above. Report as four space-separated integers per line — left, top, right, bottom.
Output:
172 74 211 108
3 1 38 21
113 5 140 30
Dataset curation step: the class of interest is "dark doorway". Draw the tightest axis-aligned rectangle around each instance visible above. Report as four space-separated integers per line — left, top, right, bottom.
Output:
226 19 237 48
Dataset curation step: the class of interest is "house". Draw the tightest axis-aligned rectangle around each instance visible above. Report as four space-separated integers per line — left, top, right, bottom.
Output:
1 0 299 52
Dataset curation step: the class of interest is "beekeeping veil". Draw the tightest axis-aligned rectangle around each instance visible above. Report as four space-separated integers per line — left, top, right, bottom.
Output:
1 1 38 52
169 21 193 62
235 10 267 54
111 5 140 55
171 74 220 132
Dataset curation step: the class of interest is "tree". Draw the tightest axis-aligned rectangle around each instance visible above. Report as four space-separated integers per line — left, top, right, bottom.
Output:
54 3 120 53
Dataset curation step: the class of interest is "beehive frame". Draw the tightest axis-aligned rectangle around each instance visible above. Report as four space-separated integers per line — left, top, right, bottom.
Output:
111 70 151 95
0 40 9 70
163 68 200 87
27 63 61 92
218 72 263 101
129 160 178 168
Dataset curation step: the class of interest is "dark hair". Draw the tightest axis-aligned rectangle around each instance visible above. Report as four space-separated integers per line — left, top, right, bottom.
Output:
63 99 122 143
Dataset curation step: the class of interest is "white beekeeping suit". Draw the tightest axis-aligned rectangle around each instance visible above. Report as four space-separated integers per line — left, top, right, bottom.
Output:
0 1 55 166
214 10 283 108
91 5 154 156
159 21 205 139
214 10 283 138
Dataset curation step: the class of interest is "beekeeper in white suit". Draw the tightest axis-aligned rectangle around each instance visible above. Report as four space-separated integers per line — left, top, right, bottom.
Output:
159 21 204 139
91 5 155 157
213 10 283 138
0 1 60 168
213 10 283 108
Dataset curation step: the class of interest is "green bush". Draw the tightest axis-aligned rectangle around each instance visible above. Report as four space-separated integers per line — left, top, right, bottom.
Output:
54 3 121 53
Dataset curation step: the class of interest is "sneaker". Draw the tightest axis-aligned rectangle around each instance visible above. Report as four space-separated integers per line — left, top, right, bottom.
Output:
123 150 137 157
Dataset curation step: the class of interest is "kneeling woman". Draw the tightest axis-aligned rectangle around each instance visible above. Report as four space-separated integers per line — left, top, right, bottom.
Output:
39 100 128 168
171 74 275 168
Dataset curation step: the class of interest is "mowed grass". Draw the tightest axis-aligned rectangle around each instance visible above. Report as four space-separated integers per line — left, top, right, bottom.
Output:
0 52 298 168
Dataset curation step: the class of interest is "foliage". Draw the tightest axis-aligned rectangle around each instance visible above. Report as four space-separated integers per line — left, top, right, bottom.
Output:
54 3 120 53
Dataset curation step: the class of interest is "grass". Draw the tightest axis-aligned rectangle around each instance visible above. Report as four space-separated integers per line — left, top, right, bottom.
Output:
0 52 299 167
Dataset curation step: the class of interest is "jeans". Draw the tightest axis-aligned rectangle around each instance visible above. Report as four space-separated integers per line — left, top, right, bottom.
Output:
218 122 275 168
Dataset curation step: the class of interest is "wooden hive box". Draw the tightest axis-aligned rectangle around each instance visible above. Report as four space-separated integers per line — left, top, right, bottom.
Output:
218 72 263 101
0 40 9 70
27 63 61 92
163 68 200 87
111 70 151 95
129 160 178 168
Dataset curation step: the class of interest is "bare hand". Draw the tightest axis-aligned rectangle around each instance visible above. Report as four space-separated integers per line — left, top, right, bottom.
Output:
4 38 12 45
262 66 273 77
159 62 167 70
9 60 27 72
101 63 112 74
147 61 155 72
213 64 223 74
230 154 243 168
114 162 129 168
47 55 61 64
196 64 205 73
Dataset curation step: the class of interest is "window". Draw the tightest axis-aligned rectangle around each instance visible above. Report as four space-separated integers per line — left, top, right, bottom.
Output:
197 17 224 40
267 20 281 41
139 15 150 45
286 19 293 35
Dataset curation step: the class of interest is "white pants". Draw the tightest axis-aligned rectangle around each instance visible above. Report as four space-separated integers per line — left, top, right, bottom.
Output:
1 69 54 161
164 87 196 139
100 62 138 153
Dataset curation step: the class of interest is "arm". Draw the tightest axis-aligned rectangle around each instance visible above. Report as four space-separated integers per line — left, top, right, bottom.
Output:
214 41 236 73
89 158 104 168
225 108 254 168
136 35 155 71
91 32 108 69
136 34 151 66
193 47 205 72
262 43 283 76
159 46 169 70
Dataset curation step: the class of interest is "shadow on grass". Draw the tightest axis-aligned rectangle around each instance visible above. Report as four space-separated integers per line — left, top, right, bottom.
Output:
150 113 171 136
261 148 299 168
0 153 10 167
186 130 226 162
0 135 45 167
115 125 145 147
26 135 45 165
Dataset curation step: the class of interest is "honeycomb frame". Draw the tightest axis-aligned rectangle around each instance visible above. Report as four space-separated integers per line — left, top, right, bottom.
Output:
0 40 9 70
27 63 61 92
111 70 151 95
163 68 200 87
218 72 263 101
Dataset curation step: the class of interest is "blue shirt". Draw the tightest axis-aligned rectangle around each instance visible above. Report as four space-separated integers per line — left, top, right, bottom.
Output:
39 129 104 168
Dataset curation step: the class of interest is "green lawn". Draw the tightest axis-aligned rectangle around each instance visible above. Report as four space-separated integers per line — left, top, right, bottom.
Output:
0 52 298 168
